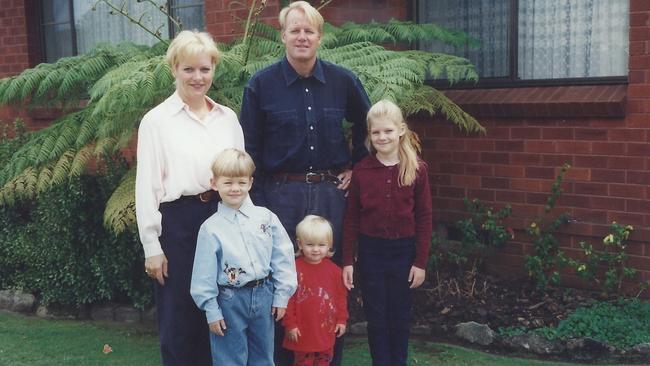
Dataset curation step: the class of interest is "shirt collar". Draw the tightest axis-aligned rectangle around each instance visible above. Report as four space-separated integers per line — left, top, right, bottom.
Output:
165 91 223 115
281 56 326 86
217 196 254 223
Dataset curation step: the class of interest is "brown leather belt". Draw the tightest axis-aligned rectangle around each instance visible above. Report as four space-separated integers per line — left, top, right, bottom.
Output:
179 190 219 203
272 170 342 184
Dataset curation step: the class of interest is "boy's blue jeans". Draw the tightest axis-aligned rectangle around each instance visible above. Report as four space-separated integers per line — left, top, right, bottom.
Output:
210 279 275 366
358 234 415 366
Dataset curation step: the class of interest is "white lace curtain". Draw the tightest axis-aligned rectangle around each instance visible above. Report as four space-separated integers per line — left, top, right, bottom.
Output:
74 0 170 54
419 0 629 80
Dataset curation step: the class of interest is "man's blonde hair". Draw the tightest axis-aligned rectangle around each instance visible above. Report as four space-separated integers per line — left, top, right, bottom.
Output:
295 215 334 257
211 148 256 178
165 30 221 69
278 1 324 33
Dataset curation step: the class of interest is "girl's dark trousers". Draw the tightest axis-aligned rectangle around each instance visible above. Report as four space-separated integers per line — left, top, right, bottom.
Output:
358 234 415 366
156 197 218 366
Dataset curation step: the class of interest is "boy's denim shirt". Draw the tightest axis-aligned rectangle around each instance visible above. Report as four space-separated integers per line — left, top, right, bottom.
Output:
190 197 298 323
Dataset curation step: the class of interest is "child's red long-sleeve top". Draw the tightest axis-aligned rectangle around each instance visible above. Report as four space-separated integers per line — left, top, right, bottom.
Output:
342 154 433 269
282 257 349 352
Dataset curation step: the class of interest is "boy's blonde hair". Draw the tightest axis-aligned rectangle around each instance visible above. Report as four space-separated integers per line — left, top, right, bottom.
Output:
279 1 324 34
211 148 256 178
165 30 221 69
295 215 334 257
366 99 422 187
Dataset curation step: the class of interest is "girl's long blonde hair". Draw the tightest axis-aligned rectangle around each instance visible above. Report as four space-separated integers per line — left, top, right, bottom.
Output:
366 99 422 187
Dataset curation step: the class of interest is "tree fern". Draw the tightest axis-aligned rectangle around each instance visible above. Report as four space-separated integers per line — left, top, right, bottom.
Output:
0 18 484 232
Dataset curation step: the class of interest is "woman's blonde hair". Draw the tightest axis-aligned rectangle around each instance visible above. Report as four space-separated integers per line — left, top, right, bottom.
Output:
211 148 256 178
366 99 422 187
165 30 221 69
295 215 334 257
279 1 324 34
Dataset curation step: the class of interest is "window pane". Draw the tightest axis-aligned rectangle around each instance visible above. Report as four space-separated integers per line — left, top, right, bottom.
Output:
42 0 70 24
73 0 169 54
418 0 510 78
170 3 205 35
43 23 73 63
518 0 629 79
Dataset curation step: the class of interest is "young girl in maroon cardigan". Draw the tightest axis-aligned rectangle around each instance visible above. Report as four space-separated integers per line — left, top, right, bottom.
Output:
283 215 349 366
342 99 433 366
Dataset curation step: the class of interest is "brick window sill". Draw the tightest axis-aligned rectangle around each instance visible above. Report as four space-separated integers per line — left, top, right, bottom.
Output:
443 84 626 119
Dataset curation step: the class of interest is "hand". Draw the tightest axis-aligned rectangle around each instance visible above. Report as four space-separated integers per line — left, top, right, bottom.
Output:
408 266 425 289
342 265 354 290
145 253 168 286
286 327 301 343
209 319 227 336
335 323 346 338
336 169 353 190
272 307 286 321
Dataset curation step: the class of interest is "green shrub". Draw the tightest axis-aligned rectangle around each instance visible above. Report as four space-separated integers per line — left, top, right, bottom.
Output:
537 299 650 349
0 129 152 308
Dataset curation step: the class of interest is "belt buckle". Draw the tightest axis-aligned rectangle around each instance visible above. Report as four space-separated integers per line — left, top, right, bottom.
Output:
305 172 318 184
199 191 211 202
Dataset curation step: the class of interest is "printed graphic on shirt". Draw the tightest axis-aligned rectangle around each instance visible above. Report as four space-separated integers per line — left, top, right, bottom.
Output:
223 262 246 286
317 287 336 331
295 272 313 303
260 222 272 237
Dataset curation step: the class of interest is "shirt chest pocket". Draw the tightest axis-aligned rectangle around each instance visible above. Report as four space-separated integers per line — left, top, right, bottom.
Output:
267 109 300 147
322 108 346 145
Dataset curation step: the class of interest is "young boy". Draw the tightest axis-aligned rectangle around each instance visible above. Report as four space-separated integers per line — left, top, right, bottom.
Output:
283 215 348 365
191 148 297 366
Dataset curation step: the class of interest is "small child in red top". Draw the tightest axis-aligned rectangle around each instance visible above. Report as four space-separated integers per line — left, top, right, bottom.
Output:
342 99 433 366
283 215 349 366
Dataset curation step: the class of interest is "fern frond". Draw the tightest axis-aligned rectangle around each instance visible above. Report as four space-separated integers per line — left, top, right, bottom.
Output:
251 21 281 42
70 145 94 177
104 167 136 234
400 85 485 134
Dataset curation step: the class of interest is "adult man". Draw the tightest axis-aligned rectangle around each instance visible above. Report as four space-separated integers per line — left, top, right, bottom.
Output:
240 2 371 365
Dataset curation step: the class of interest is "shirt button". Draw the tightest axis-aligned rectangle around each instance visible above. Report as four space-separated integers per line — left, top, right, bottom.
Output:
309 166 313 170
310 146 314 150
310 126 314 130
387 179 391 183
308 106 312 111
305 88 309 92
386 194 390 198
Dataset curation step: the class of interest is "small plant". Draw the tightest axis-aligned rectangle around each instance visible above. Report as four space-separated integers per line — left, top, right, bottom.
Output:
451 197 512 271
524 163 572 290
561 222 636 295
429 198 512 298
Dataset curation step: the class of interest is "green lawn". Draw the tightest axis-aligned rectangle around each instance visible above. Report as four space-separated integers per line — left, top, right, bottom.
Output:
0 312 591 366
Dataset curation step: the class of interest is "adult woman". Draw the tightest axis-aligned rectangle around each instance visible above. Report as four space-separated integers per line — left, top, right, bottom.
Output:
136 30 244 366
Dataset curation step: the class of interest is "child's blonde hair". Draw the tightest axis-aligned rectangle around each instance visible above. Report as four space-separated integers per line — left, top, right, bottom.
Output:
366 99 422 187
211 148 256 178
165 30 221 69
279 1 324 34
295 215 334 257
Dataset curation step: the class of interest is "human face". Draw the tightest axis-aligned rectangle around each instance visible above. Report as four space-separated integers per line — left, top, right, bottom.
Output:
173 53 214 103
211 176 252 210
298 239 330 264
282 10 321 67
369 117 405 161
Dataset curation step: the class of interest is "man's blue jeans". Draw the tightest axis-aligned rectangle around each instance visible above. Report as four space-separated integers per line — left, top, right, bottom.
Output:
262 178 347 366
210 279 275 366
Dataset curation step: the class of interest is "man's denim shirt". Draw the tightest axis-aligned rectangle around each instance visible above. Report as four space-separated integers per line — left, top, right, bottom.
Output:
190 198 297 323
240 57 371 205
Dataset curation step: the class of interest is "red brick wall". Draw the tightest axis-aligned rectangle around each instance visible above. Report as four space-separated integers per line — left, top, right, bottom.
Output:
204 0 407 43
408 0 650 292
0 0 30 78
